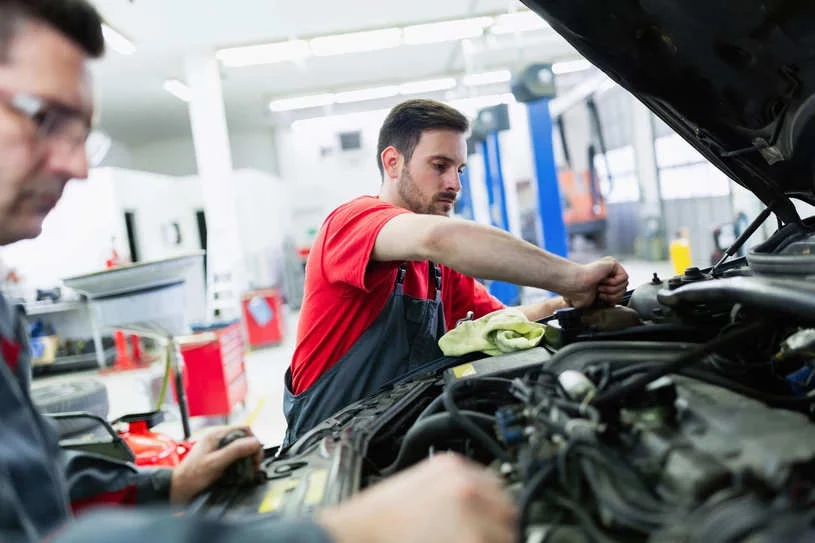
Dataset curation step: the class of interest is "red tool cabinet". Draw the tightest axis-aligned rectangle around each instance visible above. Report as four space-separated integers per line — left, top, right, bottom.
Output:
177 321 248 418
241 288 286 348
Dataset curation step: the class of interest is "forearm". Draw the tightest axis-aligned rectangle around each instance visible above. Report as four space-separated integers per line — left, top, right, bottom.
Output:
63 450 172 512
516 296 570 322
426 220 581 294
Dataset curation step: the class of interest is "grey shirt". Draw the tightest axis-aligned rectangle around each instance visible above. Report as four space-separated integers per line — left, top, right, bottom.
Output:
0 293 332 543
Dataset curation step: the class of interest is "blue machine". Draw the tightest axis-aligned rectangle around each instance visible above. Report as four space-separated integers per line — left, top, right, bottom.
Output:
481 134 511 231
476 104 521 305
454 166 475 221
511 63 568 258
527 98 568 257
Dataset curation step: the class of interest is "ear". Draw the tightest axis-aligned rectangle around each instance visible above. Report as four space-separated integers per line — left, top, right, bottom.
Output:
381 146 402 179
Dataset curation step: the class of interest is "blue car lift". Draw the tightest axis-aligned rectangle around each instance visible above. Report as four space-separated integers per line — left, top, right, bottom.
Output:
478 109 521 305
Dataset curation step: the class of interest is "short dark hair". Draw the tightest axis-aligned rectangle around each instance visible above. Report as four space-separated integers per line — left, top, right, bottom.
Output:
377 99 469 177
0 0 104 62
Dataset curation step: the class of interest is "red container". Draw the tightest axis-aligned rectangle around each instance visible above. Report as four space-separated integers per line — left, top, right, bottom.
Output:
176 322 247 418
120 420 193 467
241 288 285 348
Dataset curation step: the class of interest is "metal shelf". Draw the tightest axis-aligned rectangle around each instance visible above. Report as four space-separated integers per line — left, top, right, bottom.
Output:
32 347 116 376
24 300 85 316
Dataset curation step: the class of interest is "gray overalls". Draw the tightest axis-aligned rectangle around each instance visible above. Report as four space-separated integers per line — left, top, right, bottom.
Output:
283 261 449 445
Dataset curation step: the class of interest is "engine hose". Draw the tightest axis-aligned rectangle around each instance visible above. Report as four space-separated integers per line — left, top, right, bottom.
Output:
593 321 765 407
444 379 511 463
417 377 515 422
415 394 446 422
611 363 815 411
518 463 556 538
379 411 496 475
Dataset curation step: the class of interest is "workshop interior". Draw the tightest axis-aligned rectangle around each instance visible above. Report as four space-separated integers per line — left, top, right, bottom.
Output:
10 0 815 541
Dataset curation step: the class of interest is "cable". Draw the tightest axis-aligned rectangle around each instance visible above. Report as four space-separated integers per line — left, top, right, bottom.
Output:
443 379 509 462
418 377 514 422
539 511 565 543
550 493 618 543
593 321 765 407
578 456 669 532
518 463 556 539
379 410 496 475
610 362 815 411
415 393 446 422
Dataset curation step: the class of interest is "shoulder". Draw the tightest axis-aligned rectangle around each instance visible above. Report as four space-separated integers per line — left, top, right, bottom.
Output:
326 196 411 229
335 196 406 216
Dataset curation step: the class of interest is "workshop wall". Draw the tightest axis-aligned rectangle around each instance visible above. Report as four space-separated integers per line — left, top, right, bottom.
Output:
231 169 294 290
110 168 204 262
275 110 387 241
0 168 208 323
0 169 122 294
275 104 546 244
106 129 280 178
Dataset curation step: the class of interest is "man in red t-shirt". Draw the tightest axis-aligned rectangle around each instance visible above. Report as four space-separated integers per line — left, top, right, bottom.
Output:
284 99 629 443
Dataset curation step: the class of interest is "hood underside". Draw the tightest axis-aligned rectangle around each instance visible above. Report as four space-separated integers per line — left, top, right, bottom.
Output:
522 0 815 221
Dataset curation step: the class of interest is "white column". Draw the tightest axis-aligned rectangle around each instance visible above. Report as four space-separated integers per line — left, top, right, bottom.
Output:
631 98 662 219
184 52 245 320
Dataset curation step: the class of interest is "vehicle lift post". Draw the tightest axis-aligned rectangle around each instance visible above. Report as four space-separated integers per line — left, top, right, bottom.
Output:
455 165 476 221
512 63 569 258
476 104 521 306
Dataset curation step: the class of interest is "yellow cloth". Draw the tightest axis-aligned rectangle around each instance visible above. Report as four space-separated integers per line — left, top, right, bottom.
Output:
438 308 546 357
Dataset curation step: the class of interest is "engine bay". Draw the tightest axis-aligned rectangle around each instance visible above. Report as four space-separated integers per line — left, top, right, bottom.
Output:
201 216 815 542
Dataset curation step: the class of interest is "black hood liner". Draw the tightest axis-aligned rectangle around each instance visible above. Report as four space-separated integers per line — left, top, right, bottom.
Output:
521 0 815 222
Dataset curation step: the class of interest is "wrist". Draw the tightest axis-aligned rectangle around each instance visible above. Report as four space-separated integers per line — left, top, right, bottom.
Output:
553 296 571 310
169 469 188 504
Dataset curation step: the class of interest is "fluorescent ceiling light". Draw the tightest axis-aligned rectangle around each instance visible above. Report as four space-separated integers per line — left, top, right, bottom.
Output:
399 77 457 95
462 70 511 86
310 28 402 56
291 108 391 132
217 40 309 68
403 16 493 45
269 93 336 112
335 85 399 104
101 23 135 55
163 79 191 102
490 11 549 34
552 59 593 74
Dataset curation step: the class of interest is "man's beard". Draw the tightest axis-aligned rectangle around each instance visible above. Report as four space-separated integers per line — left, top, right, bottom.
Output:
397 167 454 216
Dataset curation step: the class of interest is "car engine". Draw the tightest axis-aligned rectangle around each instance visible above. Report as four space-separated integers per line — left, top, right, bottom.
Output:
203 216 815 542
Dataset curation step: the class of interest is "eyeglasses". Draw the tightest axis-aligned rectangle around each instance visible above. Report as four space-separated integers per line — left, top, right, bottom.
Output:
0 88 91 151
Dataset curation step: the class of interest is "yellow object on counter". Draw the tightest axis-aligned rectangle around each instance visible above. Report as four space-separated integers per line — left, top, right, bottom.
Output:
438 308 545 357
669 230 692 275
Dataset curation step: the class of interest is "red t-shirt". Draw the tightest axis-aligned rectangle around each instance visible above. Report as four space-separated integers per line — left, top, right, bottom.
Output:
290 196 505 394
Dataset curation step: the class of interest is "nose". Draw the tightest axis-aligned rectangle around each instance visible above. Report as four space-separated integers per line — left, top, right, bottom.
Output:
445 170 462 194
46 140 89 181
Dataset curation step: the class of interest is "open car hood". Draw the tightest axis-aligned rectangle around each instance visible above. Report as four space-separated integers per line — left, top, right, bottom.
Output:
522 0 815 222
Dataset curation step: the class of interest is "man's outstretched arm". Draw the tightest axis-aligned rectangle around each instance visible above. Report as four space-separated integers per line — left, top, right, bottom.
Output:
373 214 628 307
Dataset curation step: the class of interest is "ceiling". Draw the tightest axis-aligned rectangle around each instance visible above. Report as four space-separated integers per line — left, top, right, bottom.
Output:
87 0 583 146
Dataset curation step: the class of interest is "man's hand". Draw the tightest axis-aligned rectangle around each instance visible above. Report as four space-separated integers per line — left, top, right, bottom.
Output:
317 454 517 543
562 256 629 308
169 426 262 504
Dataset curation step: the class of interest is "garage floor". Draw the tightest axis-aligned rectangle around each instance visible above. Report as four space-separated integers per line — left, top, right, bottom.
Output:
30 258 674 449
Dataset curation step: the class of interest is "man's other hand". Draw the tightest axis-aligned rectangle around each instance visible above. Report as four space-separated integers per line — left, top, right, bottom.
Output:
169 426 262 504
317 454 517 543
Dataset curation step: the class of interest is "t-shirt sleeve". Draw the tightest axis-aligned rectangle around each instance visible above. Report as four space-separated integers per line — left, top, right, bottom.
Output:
320 198 411 291
472 278 506 317
447 272 505 326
